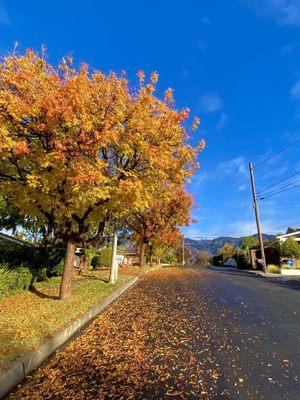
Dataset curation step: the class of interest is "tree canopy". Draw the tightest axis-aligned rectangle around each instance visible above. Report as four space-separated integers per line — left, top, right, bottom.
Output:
0 49 202 298
280 238 300 259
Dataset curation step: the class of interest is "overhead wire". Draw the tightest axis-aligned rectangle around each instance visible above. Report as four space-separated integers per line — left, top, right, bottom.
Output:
254 138 300 168
259 182 300 200
257 170 300 194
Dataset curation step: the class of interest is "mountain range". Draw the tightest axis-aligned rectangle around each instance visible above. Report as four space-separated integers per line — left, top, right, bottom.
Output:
186 234 275 255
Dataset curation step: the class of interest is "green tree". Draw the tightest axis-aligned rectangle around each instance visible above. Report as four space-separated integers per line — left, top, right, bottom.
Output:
280 238 300 259
242 236 259 249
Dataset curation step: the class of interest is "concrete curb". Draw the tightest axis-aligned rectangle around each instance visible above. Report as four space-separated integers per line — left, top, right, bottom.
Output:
0 276 139 398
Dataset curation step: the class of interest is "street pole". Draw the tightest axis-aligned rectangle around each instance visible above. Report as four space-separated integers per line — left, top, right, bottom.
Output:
249 162 267 273
109 227 118 284
182 237 185 267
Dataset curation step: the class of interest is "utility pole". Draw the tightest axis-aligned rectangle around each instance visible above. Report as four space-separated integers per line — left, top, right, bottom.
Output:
249 162 267 273
109 226 118 284
182 237 185 267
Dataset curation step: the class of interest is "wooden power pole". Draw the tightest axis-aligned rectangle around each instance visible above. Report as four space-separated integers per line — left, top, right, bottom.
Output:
249 162 267 273
182 238 185 267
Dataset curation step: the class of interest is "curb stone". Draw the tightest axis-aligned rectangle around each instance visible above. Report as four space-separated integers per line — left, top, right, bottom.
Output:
0 276 140 398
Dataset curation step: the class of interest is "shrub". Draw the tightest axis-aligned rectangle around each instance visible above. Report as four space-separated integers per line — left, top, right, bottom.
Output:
44 243 66 276
90 246 124 269
0 240 41 268
0 265 33 297
51 259 65 276
35 267 48 282
91 254 101 268
9 267 33 292
0 266 11 295
280 238 300 259
267 264 281 274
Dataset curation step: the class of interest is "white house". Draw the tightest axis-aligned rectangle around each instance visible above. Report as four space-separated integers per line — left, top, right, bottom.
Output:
276 227 300 243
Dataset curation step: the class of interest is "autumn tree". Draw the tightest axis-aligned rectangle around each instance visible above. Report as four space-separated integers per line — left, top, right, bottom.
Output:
0 50 201 299
193 250 212 266
125 186 194 266
219 243 235 260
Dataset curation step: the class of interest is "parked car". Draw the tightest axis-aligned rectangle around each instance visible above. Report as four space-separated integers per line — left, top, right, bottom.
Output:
281 258 295 268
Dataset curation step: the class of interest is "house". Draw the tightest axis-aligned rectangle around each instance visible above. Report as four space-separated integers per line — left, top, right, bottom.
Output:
276 227 300 243
122 249 140 267
0 232 36 247
249 239 280 270
249 227 300 269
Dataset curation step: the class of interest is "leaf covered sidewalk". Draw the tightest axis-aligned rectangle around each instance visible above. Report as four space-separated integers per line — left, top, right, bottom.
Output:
9 268 300 400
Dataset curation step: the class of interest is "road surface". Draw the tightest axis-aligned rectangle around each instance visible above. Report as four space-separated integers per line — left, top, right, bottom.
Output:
9 268 300 399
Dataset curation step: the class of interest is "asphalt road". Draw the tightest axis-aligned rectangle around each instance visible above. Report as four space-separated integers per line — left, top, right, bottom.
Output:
9 268 300 400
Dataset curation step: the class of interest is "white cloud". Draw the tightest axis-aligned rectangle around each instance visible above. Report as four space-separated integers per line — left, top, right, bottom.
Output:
201 16 212 25
218 156 248 177
0 2 10 25
290 79 300 98
250 0 300 27
196 40 206 51
216 113 229 130
238 184 248 191
192 172 209 186
199 92 223 113
280 42 295 54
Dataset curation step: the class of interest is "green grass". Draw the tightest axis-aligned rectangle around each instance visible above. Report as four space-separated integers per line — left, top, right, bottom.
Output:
0 272 132 371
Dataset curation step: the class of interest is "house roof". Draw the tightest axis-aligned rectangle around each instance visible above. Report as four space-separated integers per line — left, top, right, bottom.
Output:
286 226 300 234
277 229 300 240
0 232 31 246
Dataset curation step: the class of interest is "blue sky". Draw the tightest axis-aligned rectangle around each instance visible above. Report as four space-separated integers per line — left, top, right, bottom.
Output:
1 0 300 238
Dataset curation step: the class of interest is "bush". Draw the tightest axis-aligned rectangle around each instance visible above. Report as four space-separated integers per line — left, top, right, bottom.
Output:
44 244 66 276
91 254 101 268
280 238 300 259
267 264 281 274
0 266 11 295
35 267 48 282
9 267 33 292
0 264 33 297
0 240 41 268
90 246 124 269
50 259 65 276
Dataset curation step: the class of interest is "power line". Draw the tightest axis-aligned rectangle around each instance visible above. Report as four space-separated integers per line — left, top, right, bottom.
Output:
260 182 300 200
258 170 300 194
254 138 300 168
258 179 300 198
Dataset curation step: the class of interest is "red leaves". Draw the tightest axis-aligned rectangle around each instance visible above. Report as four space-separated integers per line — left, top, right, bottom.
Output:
12 141 29 156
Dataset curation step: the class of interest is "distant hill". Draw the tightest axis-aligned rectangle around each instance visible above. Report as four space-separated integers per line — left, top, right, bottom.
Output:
186 234 275 255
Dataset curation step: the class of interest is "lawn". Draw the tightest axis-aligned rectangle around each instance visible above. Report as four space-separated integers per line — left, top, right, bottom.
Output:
0 267 148 372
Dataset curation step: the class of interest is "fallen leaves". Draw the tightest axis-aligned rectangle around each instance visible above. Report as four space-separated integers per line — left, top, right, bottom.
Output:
8 268 300 400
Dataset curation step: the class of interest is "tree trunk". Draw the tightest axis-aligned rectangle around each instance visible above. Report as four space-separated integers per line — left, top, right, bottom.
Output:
157 257 161 265
109 229 118 284
79 254 88 275
149 244 154 266
140 241 146 267
59 238 75 300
